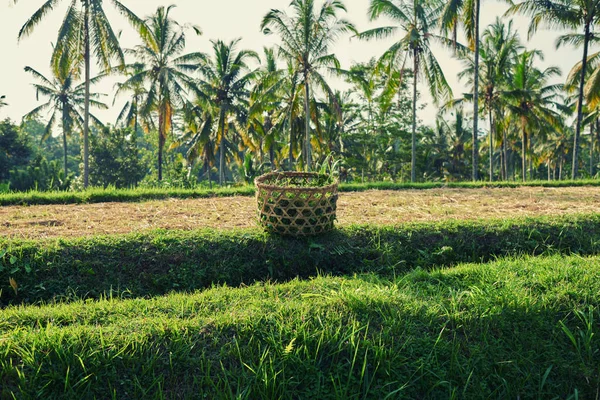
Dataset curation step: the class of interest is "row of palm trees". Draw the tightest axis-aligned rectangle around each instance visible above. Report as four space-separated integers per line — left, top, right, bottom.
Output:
12 0 600 186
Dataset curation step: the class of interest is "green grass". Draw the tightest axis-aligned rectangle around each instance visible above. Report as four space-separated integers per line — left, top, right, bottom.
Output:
2 179 600 206
1 254 598 399
0 185 256 206
1 213 600 306
340 178 600 192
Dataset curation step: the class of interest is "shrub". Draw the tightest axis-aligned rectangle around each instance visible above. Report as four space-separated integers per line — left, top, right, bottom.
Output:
9 156 71 192
88 127 146 189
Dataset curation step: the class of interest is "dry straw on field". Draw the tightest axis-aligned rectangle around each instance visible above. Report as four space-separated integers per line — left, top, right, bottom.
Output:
2 186 600 239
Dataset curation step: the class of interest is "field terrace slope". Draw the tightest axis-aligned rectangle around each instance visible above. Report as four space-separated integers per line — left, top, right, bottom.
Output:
1 213 600 305
1 255 599 398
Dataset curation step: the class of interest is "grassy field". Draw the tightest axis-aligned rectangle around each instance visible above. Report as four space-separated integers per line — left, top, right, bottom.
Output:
2 185 600 398
1 255 598 399
3 186 600 239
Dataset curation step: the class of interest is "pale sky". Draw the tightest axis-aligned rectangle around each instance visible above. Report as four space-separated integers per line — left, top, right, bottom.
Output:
0 0 588 130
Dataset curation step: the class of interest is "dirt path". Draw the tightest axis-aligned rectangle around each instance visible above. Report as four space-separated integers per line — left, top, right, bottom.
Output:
1 186 599 239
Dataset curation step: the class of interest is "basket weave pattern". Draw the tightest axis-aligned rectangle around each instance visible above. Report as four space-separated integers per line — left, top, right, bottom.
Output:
255 172 338 236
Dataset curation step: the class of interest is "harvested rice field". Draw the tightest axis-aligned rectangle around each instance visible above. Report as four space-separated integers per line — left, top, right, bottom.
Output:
1 186 600 239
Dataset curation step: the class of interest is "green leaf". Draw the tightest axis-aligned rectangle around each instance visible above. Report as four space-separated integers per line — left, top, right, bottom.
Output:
309 242 325 251
10 256 18 265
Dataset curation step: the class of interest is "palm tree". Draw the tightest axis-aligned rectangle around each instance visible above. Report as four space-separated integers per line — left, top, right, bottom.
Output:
16 0 143 187
246 47 287 169
123 5 204 181
440 109 472 180
279 62 304 170
341 60 410 177
579 105 600 177
423 117 451 180
197 39 258 185
507 0 600 179
501 50 562 181
567 47 600 110
23 65 107 177
180 101 216 187
537 124 572 181
440 0 483 181
321 90 357 156
261 0 355 171
457 18 522 181
339 60 394 140
114 63 149 135
358 0 456 182
0 95 6 109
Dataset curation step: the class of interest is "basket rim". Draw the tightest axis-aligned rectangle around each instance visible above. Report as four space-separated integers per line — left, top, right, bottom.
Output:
255 171 339 192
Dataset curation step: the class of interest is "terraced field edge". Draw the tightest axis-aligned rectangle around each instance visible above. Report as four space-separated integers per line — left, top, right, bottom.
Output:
1 256 598 398
2 179 600 206
1 213 599 305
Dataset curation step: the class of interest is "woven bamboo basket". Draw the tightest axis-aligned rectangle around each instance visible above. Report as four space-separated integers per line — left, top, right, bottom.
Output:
255 172 338 236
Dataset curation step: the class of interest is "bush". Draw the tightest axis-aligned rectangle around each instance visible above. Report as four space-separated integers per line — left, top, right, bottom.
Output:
0 119 31 181
9 155 71 192
88 127 146 189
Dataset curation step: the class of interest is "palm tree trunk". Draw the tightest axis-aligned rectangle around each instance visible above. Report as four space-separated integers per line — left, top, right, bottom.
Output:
134 96 139 136
303 72 312 171
83 1 91 188
259 138 264 165
219 147 225 186
471 0 481 182
547 160 551 181
488 109 494 181
62 107 68 178
288 87 296 171
511 150 516 181
411 51 418 183
63 130 68 179
590 118 600 178
158 108 164 181
499 145 504 180
289 130 294 171
522 125 527 182
269 144 275 170
502 129 508 181
218 108 227 185
591 121 595 178
219 146 224 185
573 22 591 180
206 162 212 189
559 156 564 180
529 158 533 181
